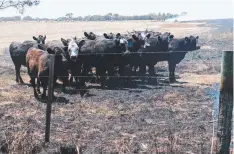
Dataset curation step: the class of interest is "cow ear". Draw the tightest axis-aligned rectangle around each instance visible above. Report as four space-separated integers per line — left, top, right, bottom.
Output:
84 32 89 37
103 33 108 39
196 36 199 39
132 35 138 40
78 40 85 47
33 36 38 41
47 48 54 54
44 35 46 40
169 35 174 39
146 33 151 39
61 38 68 46
185 37 189 41
116 33 121 37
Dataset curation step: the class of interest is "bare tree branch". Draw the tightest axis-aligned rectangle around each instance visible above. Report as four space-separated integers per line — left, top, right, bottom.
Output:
0 0 40 14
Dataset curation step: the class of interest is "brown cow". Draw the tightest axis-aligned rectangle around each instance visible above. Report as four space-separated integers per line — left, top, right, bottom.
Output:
26 47 67 99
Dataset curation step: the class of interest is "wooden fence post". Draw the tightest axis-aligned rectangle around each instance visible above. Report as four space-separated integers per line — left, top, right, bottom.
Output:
216 51 233 154
45 54 55 142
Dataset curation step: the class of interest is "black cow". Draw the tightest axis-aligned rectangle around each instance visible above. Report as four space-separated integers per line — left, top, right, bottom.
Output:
82 32 127 85
44 40 72 91
61 38 86 90
122 33 151 78
138 32 174 77
167 35 199 82
139 35 199 83
9 35 46 84
77 36 129 88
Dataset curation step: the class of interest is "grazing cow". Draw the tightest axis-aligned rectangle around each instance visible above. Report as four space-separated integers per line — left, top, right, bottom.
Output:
26 46 68 99
9 35 46 84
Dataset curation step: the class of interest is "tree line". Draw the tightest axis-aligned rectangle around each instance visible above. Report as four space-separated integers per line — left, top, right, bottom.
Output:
0 12 181 22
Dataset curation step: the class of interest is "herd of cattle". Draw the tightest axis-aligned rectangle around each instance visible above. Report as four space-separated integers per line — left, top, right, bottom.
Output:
9 30 200 99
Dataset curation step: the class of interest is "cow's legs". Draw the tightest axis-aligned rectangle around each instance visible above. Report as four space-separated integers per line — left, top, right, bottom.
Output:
15 64 24 84
148 64 155 76
139 64 146 83
96 66 106 88
38 71 48 98
107 64 116 88
118 64 126 87
168 61 176 82
61 76 68 92
148 64 157 84
36 78 41 94
40 80 47 98
31 77 38 98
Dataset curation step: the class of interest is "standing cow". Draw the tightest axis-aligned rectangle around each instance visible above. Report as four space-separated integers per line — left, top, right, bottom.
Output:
138 32 174 78
60 38 86 90
26 45 69 99
77 36 129 88
167 35 199 82
9 35 46 84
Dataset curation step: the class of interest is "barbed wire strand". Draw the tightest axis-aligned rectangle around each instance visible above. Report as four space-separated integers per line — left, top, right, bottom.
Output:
2 50 210 57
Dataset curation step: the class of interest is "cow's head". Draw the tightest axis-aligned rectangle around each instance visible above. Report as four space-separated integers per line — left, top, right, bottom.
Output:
114 35 128 52
126 33 151 52
47 47 62 55
157 32 174 51
103 32 121 40
189 35 199 50
33 35 46 44
61 37 85 62
84 32 96 40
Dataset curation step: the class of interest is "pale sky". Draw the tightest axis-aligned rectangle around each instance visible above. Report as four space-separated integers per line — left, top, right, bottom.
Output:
0 0 233 20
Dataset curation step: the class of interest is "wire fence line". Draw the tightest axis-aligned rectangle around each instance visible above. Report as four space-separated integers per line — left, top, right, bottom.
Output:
4 50 204 57
12 75 181 78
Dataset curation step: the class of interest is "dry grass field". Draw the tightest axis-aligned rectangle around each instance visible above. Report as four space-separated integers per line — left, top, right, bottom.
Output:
0 19 233 153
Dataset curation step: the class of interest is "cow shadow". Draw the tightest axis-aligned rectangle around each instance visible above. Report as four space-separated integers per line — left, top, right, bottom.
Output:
21 83 32 86
35 96 69 104
55 88 95 98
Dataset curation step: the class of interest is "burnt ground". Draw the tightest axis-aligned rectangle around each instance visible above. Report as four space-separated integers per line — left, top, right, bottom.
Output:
0 19 233 154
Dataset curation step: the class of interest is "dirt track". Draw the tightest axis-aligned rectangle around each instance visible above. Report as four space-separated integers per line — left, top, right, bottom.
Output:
0 19 233 153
